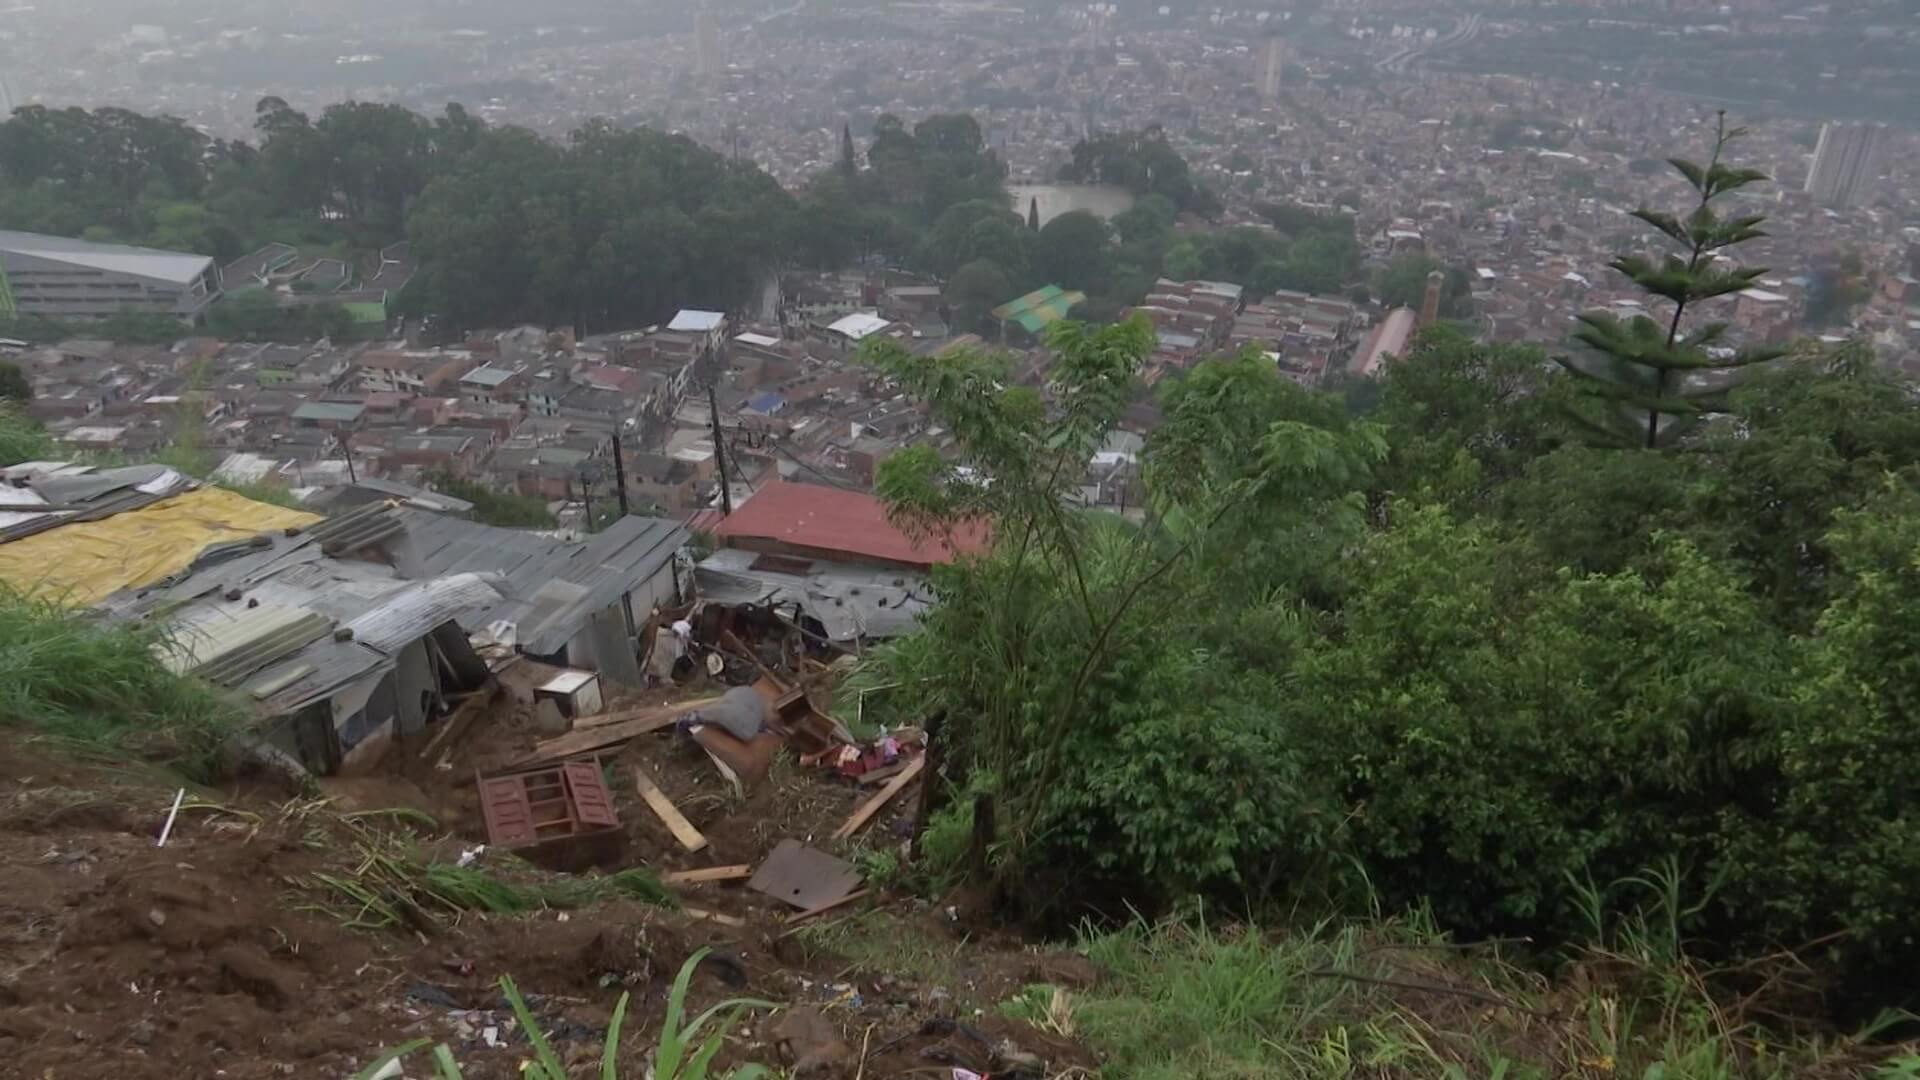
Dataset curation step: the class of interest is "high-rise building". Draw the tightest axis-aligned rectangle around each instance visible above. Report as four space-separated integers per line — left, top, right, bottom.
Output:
694 10 722 79
1804 122 1886 208
1257 37 1285 101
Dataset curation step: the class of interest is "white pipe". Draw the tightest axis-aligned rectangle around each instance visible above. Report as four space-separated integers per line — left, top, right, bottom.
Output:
156 788 185 848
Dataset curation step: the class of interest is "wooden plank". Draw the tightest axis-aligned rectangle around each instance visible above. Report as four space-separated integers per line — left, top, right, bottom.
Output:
832 755 925 841
632 766 708 852
785 888 872 926
856 760 908 787
701 745 744 798
506 697 718 768
574 696 720 731
417 687 494 766
662 865 754 886
682 907 747 928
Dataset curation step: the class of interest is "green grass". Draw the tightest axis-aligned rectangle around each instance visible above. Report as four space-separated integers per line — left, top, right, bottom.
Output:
297 825 675 932
791 910 968 989
356 950 776 1079
1057 913 1904 1080
0 403 52 467
0 585 240 780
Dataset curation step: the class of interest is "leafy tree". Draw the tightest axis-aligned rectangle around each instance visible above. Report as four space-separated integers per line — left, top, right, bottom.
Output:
1686 344 1920 625
1291 511 1790 942
1740 479 1920 988
1373 325 1563 508
0 403 51 466
1803 263 1869 327
0 361 29 403
1033 211 1114 293
1559 113 1781 448
1060 128 1217 216
428 472 556 528
916 199 1021 280
1110 193 1176 245
945 259 1013 331
1375 253 1469 315
862 323 1378 919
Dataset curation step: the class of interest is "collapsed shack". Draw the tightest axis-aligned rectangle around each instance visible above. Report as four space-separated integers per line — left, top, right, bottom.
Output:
693 546 937 651
96 500 688 776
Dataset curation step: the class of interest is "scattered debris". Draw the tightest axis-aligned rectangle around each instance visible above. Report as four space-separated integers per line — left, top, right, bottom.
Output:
749 840 862 911
701 743 745 797
834 756 926 840
510 696 720 767
631 765 709 852
155 787 185 847
773 1007 852 1075
661 865 754 886
533 668 604 718
682 907 747 928
475 761 621 864
785 888 872 927
677 684 770 741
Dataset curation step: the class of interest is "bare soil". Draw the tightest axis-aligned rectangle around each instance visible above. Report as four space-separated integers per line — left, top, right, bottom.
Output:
0 682 1098 1079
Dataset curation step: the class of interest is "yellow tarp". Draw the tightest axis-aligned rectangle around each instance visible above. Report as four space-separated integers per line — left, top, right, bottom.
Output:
0 487 320 606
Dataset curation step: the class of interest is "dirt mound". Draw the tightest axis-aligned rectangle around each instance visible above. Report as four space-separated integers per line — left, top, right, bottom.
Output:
0 703 1099 1079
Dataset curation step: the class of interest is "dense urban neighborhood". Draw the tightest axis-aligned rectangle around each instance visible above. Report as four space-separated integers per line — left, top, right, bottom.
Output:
3 1 1920 1078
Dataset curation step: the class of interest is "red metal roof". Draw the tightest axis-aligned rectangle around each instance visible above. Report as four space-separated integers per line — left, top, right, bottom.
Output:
711 480 989 569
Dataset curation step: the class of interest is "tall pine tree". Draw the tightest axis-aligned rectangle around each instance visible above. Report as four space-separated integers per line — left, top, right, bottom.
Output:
840 124 857 177
1027 196 1041 231
1559 112 1784 448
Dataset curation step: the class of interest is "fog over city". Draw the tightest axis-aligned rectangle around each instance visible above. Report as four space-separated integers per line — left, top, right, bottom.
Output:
8 3 1920 1078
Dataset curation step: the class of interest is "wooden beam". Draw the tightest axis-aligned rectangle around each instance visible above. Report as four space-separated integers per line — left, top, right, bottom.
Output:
682 907 747 928
632 766 708 852
832 755 925 841
855 760 908 787
416 686 495 767
663 865 754 886
574 696 720 730
505 697 718 768
784 888 872 927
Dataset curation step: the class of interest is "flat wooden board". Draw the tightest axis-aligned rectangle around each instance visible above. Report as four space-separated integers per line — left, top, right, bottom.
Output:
832 754 925 841
575 696 720 730
785 888 871 926
748 839 862 911
632 766 708 852
855 761 908 787
663 865 754 886
682 907 746 928
505 697 719 768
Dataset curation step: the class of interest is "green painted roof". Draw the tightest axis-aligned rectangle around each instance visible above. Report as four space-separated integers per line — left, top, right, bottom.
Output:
992 284 1085 334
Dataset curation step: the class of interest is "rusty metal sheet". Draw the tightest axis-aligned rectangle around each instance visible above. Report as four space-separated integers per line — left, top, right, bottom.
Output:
748 839 861 911
563 760 619 829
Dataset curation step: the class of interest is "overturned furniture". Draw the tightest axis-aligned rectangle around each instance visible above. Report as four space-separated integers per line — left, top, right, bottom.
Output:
476 759 625 872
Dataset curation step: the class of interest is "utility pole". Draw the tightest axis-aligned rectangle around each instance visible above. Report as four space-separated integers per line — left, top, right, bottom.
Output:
609 429 631 517
707 383 734 516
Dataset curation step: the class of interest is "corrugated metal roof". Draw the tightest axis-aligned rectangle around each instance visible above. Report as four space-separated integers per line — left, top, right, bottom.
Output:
309 502 407 555
395 510 686 651
32 464 183 505
343 572 505 651
162 603 335 685
246 639 391 716
695 546 935 640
